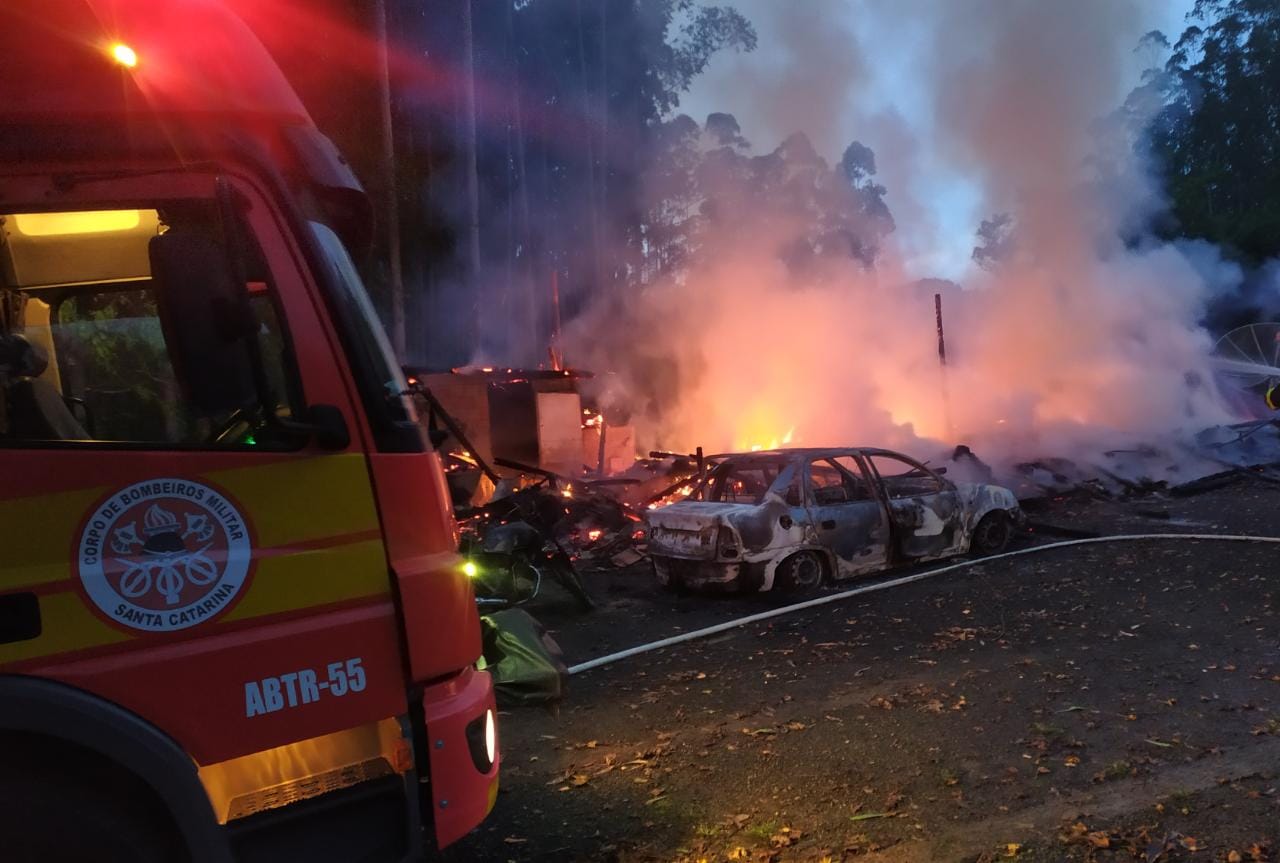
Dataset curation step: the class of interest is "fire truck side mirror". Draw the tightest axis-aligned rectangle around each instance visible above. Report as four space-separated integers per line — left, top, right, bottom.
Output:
304 404 351 450
149 229 258 415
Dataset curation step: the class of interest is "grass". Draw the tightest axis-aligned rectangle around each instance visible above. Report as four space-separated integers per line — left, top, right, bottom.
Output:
1031 722 1065 738
1167 788 1194 814
744 819 780 843
1101 760 1131 781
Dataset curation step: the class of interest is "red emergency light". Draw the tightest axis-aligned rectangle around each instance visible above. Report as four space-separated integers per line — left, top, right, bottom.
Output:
109 42 137 68
1 0 308 124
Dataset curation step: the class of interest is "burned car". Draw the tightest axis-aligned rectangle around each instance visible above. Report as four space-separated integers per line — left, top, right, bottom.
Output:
645 448 1022 594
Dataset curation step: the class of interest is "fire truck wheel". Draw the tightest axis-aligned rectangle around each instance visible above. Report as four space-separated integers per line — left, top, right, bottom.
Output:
0 743 185 863
972 510 1013 554
774 550 825 596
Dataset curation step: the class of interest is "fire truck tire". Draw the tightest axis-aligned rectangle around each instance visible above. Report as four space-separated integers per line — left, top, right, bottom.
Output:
972 510 1013 554
0 743 186 863
774 550 825 596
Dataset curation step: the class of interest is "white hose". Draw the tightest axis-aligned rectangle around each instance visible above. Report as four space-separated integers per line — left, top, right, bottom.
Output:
568 533 1280 675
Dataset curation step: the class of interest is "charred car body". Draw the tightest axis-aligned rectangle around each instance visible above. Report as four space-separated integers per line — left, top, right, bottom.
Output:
646 448 1022 594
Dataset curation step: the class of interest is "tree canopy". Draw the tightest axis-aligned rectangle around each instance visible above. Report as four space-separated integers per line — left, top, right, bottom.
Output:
1149 0 1280 263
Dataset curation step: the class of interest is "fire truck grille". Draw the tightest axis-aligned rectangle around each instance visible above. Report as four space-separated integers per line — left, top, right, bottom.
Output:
226 756 395 821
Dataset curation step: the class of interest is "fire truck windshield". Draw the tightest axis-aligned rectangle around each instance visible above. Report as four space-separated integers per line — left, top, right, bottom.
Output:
308 221 411 427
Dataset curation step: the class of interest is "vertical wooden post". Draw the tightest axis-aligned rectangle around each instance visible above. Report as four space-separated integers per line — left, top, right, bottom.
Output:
935 293 954 441
548 269 563 370
596 418 608 476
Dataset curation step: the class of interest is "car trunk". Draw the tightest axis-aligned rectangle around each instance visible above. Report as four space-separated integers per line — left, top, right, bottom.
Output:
645 502 739 561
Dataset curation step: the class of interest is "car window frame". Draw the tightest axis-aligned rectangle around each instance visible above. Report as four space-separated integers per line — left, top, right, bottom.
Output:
805 455 875 506
864 451 951 499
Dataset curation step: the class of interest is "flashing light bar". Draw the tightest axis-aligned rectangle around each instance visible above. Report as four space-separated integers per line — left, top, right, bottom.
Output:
109 42 138 68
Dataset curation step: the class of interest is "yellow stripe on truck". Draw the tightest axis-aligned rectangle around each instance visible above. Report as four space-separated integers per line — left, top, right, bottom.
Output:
0 455 389 666
0 456 379 591
0 488 102 587
223 539 388 622
0 591 128 665
0 541 388 666
210 457 380 547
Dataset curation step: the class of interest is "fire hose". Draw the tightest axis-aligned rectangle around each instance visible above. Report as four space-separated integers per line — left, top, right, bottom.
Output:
567 532 1280 676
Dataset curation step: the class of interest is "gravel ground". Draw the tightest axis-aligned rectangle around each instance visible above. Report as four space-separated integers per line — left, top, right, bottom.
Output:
445 478 1280 862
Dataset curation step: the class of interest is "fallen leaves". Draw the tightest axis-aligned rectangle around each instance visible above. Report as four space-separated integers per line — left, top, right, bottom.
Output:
555 772 590 791
769 826 802 848
1060 822 1114 850
741 720 808 737
1250 718 1280 736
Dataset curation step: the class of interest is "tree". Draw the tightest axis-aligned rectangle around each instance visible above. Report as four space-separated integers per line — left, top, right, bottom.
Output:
972 213 1015 270
643 117 895 276
1148 0 1280 262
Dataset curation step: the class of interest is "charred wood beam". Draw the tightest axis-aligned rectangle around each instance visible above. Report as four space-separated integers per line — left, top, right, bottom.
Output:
415 386 500 483
493 456 562 486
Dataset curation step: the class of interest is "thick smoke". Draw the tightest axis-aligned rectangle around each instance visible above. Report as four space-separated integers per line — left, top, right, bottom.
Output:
569 0 1243 472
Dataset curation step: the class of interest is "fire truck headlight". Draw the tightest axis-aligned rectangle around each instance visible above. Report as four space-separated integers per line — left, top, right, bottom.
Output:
462 560 478 578
464 708 497 773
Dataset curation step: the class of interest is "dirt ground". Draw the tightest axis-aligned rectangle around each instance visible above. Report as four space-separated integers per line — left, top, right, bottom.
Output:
445 478 1280 863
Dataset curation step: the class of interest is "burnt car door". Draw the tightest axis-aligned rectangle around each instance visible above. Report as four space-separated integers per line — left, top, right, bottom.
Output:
864 451 963 560
803 455 890 578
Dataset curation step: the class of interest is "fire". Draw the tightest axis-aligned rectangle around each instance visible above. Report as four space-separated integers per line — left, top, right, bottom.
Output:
587 529 603 542
745 426 795 453
647 482 700 511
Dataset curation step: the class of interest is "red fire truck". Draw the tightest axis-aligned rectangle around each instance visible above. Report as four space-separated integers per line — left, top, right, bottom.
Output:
0 2 498 860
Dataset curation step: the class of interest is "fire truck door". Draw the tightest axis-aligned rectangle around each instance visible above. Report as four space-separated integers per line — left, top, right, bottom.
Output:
0 174 406 773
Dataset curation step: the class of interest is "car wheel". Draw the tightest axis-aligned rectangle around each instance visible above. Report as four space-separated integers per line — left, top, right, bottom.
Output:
775 550 825 596
971 510 1013 554
653 558 682 593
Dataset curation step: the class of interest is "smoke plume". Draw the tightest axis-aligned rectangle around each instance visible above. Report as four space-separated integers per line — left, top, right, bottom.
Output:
569 0 1244 474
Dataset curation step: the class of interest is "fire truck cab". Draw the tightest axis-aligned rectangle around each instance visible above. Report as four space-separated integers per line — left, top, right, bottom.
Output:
0 2 497 860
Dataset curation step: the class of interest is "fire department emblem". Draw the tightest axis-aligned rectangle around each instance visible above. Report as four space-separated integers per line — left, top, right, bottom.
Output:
76 478 253 632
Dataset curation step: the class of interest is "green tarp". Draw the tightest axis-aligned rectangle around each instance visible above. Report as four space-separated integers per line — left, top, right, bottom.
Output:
480 609 568 707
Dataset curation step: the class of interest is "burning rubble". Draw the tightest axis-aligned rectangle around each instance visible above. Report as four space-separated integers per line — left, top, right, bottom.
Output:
403 368 681 612
397 2 1280 700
